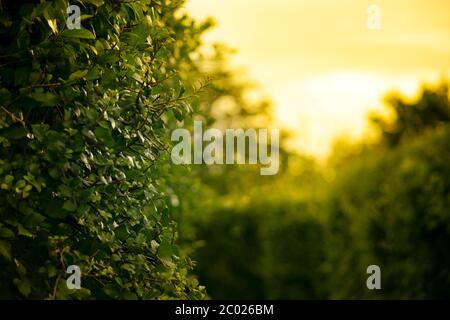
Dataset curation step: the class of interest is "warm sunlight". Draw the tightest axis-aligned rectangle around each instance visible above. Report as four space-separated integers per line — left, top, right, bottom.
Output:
186 0 450 156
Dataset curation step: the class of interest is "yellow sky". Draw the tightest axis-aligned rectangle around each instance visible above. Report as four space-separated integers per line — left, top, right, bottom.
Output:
186 0 450 156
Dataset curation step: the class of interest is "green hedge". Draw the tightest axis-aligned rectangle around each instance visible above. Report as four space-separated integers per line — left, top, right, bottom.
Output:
326 125 450 299
193 125 450 299
193 201 326 299
0 0 205 299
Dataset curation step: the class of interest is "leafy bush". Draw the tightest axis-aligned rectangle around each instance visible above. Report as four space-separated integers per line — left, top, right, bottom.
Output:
371 83 450 147
191 82 450 299
0 0 206 299
193 200 327 299
325 124 450 299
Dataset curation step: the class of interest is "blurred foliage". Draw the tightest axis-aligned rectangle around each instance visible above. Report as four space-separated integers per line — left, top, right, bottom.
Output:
325 123 450 298
190 80 450 299
371 82 450 147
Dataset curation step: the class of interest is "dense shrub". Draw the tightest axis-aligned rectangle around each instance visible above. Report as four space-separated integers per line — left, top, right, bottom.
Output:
372 83 450 147
193 200 327 299
194 125 450 299
0 0 206 299
326 125 450 299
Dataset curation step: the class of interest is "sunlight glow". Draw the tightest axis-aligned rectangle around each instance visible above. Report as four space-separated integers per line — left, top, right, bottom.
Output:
186 0 450 156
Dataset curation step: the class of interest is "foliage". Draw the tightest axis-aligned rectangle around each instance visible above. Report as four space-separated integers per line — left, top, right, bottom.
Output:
325 124 450 299
193 201 327 299
371 83 450 147
191 154 328 299
191 83 450 299
1 0 449 301
0 0 207 299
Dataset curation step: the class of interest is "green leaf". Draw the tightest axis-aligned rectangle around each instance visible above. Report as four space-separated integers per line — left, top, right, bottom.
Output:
98 209 112 220
47 265 57 278
150 240 159 254
151 85 163 95
31 124 49 141
0 88 11 104
14 67 29 86
115 225 129 240
0 125 28 140
30 91 58 106
122 291 138 300
61 29 96 39
125 169 143 180
80 14 94 21
5 175 14 184
24 212 46 225
15 180 26 188
18 224 34 238
58 185 72 197
0 240 11 261
172 108 184 121
84 0 104 6
16 279 31 297
86 67 100 80
63 200 77 212
94 127 110 139
68 70 88 81
41 198 68 219
157 240 173 260
0 227 15 238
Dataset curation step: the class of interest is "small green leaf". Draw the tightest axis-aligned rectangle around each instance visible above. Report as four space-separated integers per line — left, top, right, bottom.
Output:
151 85 163 95
18 224 33 238
150 240 159 254
68 70 88 81
0 125 28 139
31 124 49 141
5 175 14 184
61 29 95 39
172 108 184 121
58 185 72 197
15 180 26 189
30 91 58 107
115 225 129 240
94 127 111 141
157 240 173 260
86 67 100 80
98 209 112 220
0 227 15 238
0 240 11 261
16 279 31 297
47 265 57 278
63 200 77 212
41 198 68 219
84 0 104 6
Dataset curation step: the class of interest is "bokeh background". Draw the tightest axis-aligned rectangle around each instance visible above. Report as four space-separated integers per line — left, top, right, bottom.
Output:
176 0 450 299
187 0 450 156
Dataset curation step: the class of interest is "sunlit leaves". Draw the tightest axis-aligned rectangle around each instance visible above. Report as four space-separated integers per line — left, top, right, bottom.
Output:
61 29 96 39
0 0 205 300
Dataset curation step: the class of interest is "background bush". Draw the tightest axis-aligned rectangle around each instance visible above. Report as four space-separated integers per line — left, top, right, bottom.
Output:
191 85 450 299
